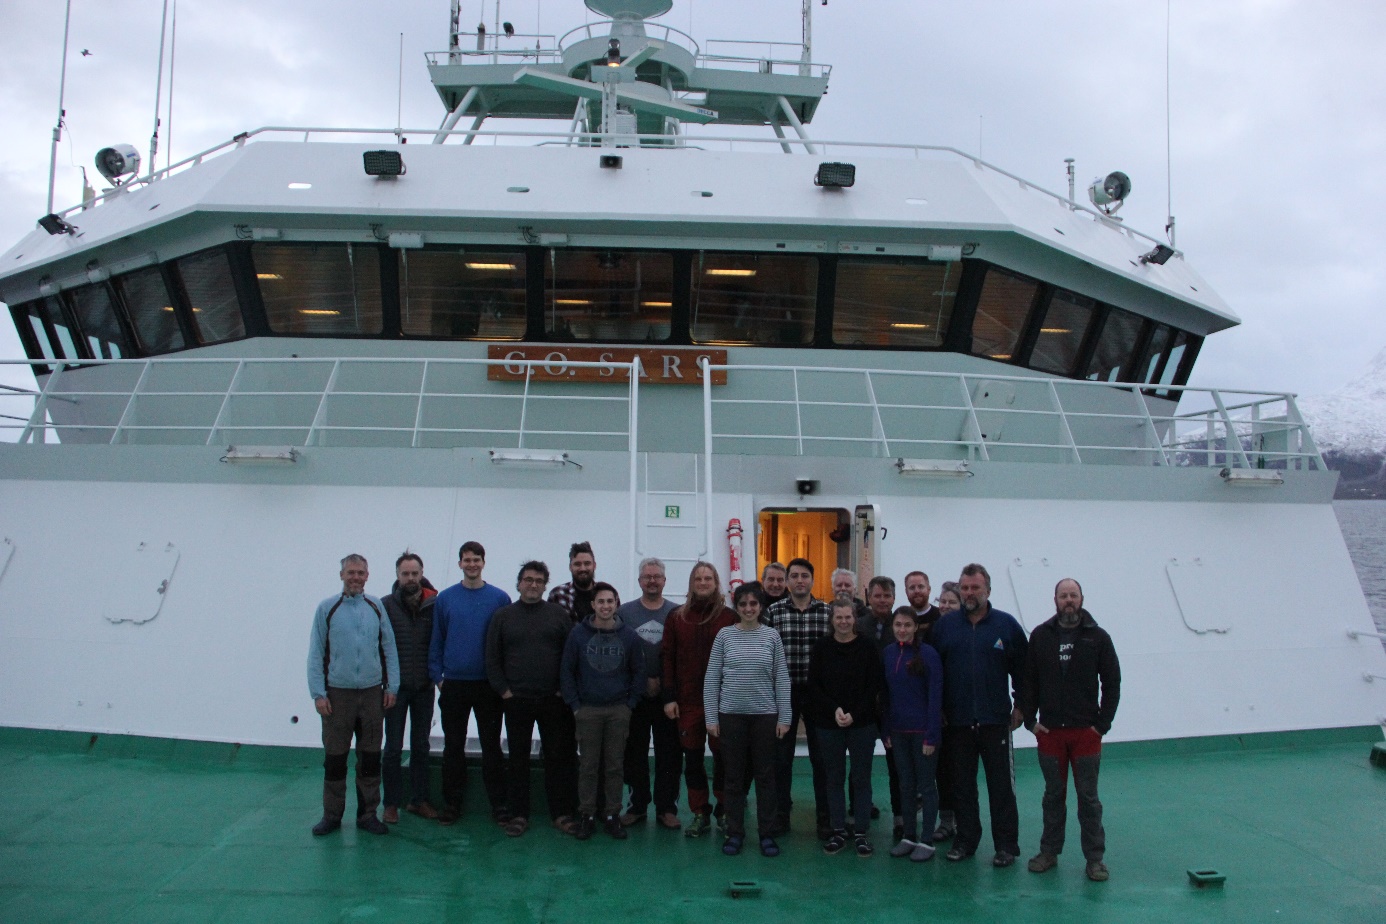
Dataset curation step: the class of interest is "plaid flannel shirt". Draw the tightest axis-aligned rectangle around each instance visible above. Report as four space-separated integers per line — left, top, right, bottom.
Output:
765 596 833 686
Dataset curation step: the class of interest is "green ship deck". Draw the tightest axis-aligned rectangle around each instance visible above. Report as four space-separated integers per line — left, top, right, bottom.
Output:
3 727 1383 923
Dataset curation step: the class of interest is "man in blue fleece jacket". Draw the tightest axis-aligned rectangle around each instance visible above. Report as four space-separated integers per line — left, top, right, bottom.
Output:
929 562 1028 868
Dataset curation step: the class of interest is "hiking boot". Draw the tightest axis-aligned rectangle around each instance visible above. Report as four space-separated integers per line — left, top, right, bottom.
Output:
382 806 399 824
889 839 917 858
823 830 848 855
311 816 341 836
945 845 974 862
759 836 781 858
855 834 874 858
722 834 744 856
574 815 596 841
604 816 628 840
1028 852 1058 873
910 843 936 862
992 850 1016 868
685 812 712 838
1086 860 1110 882
406 802 438 820
357 815 388 835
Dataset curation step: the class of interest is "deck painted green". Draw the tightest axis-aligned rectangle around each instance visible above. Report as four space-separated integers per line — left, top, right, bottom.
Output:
2 728 1383 923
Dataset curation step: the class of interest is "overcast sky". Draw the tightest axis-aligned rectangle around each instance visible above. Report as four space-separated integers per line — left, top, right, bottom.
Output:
1 0 1383 399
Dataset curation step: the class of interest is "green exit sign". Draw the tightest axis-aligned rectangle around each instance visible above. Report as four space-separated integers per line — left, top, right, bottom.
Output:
664 505 681 519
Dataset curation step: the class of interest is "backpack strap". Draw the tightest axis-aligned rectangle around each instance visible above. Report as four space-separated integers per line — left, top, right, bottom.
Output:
322 594 389 692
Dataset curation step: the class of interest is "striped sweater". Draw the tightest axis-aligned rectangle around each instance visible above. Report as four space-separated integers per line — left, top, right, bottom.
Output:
703 624 792 724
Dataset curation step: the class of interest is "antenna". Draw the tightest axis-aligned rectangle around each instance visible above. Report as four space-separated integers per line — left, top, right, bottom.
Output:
1165 0 1176 247
45 0 74 214
148 0 171 180
397 32 405 141
166 0 178 171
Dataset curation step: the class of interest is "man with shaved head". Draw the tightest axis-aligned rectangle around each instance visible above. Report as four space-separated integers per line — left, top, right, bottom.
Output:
1020 578 1121 883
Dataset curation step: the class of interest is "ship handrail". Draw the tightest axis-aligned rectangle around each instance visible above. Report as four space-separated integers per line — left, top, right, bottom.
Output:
47 127 1169 251
557 21 701 57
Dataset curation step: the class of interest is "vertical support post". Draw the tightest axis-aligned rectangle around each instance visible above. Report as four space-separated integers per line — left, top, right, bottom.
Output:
1210 390 1252 470
517 363 533 448
306 360 342 447
628 358 641 587
410 360 429 448
206 360 245 446
1047 380 1081 464
567 97 587 146
701 357 715 562
791 368 804 456
770 120 793 155
776 96 817 154
1130 387 1169 466
1284 394 1324 471
110 360 153 445
959 376 990 462
864 371 890 458
20 362 66 444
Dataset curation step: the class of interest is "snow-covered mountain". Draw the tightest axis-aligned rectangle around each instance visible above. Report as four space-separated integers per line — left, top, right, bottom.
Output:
1297 348 1386 498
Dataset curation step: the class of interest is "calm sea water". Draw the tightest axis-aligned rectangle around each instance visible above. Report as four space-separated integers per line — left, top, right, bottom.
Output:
1334 500 1386 635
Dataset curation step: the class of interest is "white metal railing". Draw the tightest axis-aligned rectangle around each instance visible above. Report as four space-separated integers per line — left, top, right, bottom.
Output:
44 126 1166 251
558 21 701 57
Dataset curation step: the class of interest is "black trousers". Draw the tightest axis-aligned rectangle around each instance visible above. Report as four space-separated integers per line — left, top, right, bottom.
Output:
503 694 578 821
945 723 1019 856
382 683 435 808
773 685 828 824
438 679 507 813
623 695 681 815
719 712 778 837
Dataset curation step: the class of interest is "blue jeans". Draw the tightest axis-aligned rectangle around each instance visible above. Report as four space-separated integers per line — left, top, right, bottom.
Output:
819 723 877 833
382 683 435 809
890 732 939 843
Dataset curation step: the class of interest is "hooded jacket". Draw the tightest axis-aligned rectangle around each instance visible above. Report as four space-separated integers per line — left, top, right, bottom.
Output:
1020 609 1121 735
560 615 645 711
661 601 736 709
881 640 943 746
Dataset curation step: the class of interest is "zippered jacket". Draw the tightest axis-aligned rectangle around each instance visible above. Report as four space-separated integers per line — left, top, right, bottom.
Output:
881 641 943 746
1020 610 1121 735
560 615 645 711
931 605 1028 727
661 603 736 709
383 582 437 691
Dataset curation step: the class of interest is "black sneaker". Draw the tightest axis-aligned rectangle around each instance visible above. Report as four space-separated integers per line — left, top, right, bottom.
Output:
311 816 341 836
946 845 975 862
604 815 628 840
855 834 874 857
823 830 849 855
992 851 1016 868
357 815 388 836
932 819 956 843
575 815 596 841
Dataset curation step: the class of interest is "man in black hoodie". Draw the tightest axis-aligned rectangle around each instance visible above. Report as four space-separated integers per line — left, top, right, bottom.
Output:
1020 578 1121 883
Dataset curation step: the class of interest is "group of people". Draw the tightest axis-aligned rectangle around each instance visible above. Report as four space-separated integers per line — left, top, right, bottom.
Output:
306 542 1121 879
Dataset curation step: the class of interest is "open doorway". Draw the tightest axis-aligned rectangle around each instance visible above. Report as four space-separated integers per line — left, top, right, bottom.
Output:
757 508 849 588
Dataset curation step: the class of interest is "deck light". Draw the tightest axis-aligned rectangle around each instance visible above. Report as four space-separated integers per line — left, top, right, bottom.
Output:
1219 468 1284 487
299 309 341 316
38 214 77 236
890 323 930 330
815 162 856 189
466 262 517 270
1140 244 1175 265
1040 328 1071 334
221 446 299 464
642 301 672 308
489 449 580 469
706 268 756 277
896 459 973 478
1088 171 1131 215
95 144 141 185
606 39 622 67
256 273 282 280
287 182 312 190
600 154 623 169
363 150 407 177
554 299 592 306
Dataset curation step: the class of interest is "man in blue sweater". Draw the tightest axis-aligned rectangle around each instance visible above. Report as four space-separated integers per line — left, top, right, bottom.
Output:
930 563 1028 868
429 540 512 825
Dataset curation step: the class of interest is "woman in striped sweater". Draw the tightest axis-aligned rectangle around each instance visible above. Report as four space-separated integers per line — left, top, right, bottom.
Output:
704 582 792 858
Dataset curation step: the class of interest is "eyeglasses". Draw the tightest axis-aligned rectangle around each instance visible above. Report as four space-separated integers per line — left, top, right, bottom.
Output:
519 576 548 585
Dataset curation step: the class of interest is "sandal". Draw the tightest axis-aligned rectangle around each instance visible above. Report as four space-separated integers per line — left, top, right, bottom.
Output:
503 816 529 838
552 814 578 836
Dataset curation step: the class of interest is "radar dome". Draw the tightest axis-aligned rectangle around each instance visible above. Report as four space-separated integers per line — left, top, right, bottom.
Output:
585 0 673 20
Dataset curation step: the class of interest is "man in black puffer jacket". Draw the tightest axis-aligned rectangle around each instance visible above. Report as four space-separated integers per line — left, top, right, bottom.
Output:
1020 578 1121 883
380 553 438 824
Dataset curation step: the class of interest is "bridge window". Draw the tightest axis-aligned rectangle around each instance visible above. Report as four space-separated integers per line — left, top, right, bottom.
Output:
254 243 383 335
400 249 527 340
691 252 817 345
114 267 185 354
1086 306 1144 381
1140 324 1174 383
67 284 128 359
970 267 1038 362
832 259 958 348
545 250 673 342
11 298 77 364
173 248 245 344
1030 289 1098 376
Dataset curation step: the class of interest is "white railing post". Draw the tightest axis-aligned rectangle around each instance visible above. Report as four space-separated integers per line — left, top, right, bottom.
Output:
1210 390 1253 470
702 358 715 562
110 360 153 445
959 376 990 462
1284 394 1325 470
792 368 804 455
1131 387 1170 466
205 360 245 446
306 359 342 447
517 364 533 448
1047 380 1082 464
864 370 890 458
628 357 641 588
20 362 65 444
411 360 429 448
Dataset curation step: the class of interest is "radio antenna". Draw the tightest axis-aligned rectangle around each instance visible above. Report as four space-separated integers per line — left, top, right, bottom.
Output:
45 0 74 214
148 0 171 180
166 0 178 171
1165 0 1175 247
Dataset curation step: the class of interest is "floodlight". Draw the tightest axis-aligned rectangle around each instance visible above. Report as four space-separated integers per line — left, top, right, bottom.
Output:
489 449 579 469
221 445 299 464
815 162 856 189
1140 244 1175 265
1087 171 1131 214
363 150 406 177
95 144 141 184
1218 468 1283 487
38 214 77 236
895 458 973 478
600 154 623 169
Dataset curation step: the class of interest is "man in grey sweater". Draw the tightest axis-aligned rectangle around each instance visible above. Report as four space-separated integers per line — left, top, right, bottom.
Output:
485 560 578 837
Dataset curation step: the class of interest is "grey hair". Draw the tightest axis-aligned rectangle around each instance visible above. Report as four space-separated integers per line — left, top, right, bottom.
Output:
637 557 667 576
830 568 857 590
340 553 368 569
829 594 858 616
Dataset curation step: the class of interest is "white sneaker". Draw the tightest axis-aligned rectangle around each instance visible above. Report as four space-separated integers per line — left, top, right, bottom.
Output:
910 843 936 862
889 839 917 858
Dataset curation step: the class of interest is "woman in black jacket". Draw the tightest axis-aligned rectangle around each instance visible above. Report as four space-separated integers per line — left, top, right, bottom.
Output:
808 596 887 857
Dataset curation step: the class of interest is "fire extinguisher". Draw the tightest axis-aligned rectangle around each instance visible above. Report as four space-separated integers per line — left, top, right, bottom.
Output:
727 518 744 590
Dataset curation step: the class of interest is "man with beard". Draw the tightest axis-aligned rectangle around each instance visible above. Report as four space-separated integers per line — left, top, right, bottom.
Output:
903 571 942 642
903 569 952 842
429 541 512 826
860 575 904 841
765 558 834 839
307 554 399 837
662 561 736 838
550 541 616 622
1021 578 1121 882
759 563 789 610
931 563 1027 868
381 552 439 824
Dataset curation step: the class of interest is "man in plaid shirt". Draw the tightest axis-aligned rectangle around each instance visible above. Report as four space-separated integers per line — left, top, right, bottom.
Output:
765 557 834 838
549 541 618 622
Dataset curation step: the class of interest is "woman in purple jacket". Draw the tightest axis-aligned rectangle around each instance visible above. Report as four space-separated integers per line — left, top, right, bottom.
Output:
881 609 944 862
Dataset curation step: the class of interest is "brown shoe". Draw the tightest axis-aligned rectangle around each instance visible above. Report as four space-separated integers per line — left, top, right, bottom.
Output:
657 812 682 830
382 806 399 824
619 812 646 827
552 814 578 836
504 816 529 838
406 802 438 820
1086 860 1109 882
1028 852 1057 873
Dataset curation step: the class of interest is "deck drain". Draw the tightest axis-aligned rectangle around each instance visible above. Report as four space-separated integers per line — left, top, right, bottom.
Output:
728 880 761 898
1187 868 1226 888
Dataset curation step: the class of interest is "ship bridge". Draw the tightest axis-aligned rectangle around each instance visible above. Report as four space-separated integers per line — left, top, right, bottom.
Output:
428 0 830 144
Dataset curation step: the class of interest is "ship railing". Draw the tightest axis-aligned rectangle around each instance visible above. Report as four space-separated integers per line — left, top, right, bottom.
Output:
696 361 1326 471
47 128 1164 250
426 38 564 67
557 21 701 57
701 39 832 78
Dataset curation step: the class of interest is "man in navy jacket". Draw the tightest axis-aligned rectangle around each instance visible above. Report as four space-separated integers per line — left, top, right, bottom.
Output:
930 563 1028 868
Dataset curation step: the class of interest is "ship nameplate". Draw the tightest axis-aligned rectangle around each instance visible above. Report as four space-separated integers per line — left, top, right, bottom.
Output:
487 346 728 385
